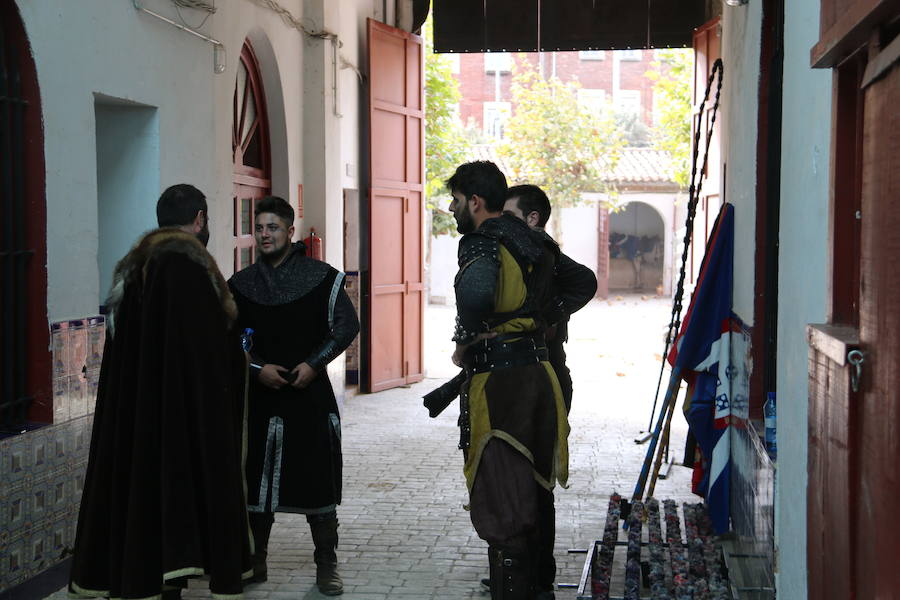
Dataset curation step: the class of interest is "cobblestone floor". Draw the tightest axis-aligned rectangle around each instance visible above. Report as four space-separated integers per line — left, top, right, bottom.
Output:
47 295 697 599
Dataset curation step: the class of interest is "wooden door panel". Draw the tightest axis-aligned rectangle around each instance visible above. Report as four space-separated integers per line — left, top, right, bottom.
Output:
371 34 406 106
807 325 856 600
367 19 424 392
857 56 900 599
404 188 424 383
372 111 407 184
371 190 405 285
406 38 423 110
404 290 424 382
810 4 900 593
407 121 423 183
371 293 405 388
596 207 609 299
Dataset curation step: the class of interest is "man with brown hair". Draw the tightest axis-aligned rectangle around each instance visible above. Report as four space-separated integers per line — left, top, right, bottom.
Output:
229 196 359 596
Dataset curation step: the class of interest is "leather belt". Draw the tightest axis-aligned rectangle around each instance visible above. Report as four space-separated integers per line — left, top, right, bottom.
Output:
468 332 548 374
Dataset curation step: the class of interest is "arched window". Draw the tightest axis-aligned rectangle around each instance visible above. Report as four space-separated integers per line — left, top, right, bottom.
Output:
0 2 50 426
232 40 271 272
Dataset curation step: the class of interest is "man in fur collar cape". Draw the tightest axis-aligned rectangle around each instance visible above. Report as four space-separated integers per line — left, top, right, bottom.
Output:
69 185 252 600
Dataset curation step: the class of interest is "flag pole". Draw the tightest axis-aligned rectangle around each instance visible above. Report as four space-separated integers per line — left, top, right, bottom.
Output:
631 366 682 506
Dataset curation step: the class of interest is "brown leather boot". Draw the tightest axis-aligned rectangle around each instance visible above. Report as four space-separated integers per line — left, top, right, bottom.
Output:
309 515 343 596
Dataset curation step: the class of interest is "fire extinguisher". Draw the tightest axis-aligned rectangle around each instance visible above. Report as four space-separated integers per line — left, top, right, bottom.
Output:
304 228 323 260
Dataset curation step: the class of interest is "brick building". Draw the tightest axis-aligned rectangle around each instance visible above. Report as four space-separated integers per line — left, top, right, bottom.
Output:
451 49 661 139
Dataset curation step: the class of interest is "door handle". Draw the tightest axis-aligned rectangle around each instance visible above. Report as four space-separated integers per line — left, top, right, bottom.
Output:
847 349 865 393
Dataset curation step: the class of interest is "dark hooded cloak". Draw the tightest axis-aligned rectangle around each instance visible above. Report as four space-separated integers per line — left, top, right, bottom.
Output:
69 229 253 599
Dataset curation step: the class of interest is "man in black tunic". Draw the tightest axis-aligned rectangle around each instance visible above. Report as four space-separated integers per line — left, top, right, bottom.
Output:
504 184 598 413
69 184 252 600
228 196 359 596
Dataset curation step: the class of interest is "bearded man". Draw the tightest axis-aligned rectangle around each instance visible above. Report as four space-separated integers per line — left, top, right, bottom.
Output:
445 162 570 600
69 184 253 600
228 196 359 596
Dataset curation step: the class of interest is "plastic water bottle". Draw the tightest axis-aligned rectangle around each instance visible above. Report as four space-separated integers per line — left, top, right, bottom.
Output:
241 328 254 352
764 391 777 460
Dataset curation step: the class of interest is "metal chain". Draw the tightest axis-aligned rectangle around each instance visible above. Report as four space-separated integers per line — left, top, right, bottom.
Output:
643 58 724 435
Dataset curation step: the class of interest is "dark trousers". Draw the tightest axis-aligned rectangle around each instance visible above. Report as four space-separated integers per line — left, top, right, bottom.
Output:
249 510 338 555
470 438 557 591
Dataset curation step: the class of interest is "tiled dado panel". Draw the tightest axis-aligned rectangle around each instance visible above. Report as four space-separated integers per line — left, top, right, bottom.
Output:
728 317 776 591
0 414 93 592
51 317 105 424
0 317 104 592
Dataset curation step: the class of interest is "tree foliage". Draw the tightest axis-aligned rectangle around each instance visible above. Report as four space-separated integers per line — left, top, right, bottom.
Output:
646 49 693 189
497 61 625 212
423 17 467 236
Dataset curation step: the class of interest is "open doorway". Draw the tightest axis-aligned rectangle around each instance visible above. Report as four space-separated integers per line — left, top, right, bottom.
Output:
608 201 665 294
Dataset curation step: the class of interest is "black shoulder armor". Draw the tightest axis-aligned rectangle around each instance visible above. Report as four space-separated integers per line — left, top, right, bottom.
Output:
457 231 500 270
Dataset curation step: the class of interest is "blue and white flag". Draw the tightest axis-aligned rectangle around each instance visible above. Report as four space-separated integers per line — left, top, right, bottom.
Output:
667 202 735 535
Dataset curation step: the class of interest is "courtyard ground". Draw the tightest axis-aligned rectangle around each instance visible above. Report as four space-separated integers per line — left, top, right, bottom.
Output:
47 294 697 599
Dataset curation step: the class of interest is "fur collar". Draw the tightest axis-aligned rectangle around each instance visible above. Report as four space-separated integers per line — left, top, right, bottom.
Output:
106 228 238 337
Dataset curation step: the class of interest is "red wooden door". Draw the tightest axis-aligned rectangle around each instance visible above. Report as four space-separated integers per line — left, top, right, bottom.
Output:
366 19 425 393
232 41 271 273
808 4 900 596
596 206 609 299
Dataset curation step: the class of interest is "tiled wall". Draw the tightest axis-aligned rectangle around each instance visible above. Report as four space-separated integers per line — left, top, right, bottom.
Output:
51 317 104 424
0 415 93 592
728 318 776 592
0 317 103 593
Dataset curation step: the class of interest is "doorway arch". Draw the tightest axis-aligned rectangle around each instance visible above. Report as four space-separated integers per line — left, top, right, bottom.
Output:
232 39 272 272
608 201 665 293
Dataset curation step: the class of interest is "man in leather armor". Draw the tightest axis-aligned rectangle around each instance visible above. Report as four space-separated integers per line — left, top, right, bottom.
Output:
446 161 570 599
228 196 359 596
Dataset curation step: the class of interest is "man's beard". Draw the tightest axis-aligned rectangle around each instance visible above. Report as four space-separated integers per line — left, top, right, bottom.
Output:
196 222 210 247
454 204 476 234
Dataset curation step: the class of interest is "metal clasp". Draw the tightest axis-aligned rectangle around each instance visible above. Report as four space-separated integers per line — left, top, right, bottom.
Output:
847 349 865 393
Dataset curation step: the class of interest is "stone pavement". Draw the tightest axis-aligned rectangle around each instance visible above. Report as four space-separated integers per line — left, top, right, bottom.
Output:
47 295 698 599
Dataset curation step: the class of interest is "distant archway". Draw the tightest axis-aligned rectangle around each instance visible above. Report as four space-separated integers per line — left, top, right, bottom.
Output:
232 39 271 272
608 201 665 293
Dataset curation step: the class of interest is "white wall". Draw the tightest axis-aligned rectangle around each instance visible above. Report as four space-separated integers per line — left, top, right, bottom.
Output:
16 0 312 321
559 203 599 281
429 233 459 304
776 1 831 597
721 3 762 324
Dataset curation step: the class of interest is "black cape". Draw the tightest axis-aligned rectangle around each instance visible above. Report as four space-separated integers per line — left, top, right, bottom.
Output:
69 229 252 599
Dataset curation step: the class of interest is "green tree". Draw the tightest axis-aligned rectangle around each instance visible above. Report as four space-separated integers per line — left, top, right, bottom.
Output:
646 49 693 189
423 17 467 236
498 60 625 221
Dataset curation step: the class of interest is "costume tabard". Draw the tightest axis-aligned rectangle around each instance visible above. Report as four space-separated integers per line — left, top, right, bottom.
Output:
453 214 570 598
228 242 359 592
69 229 253 600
